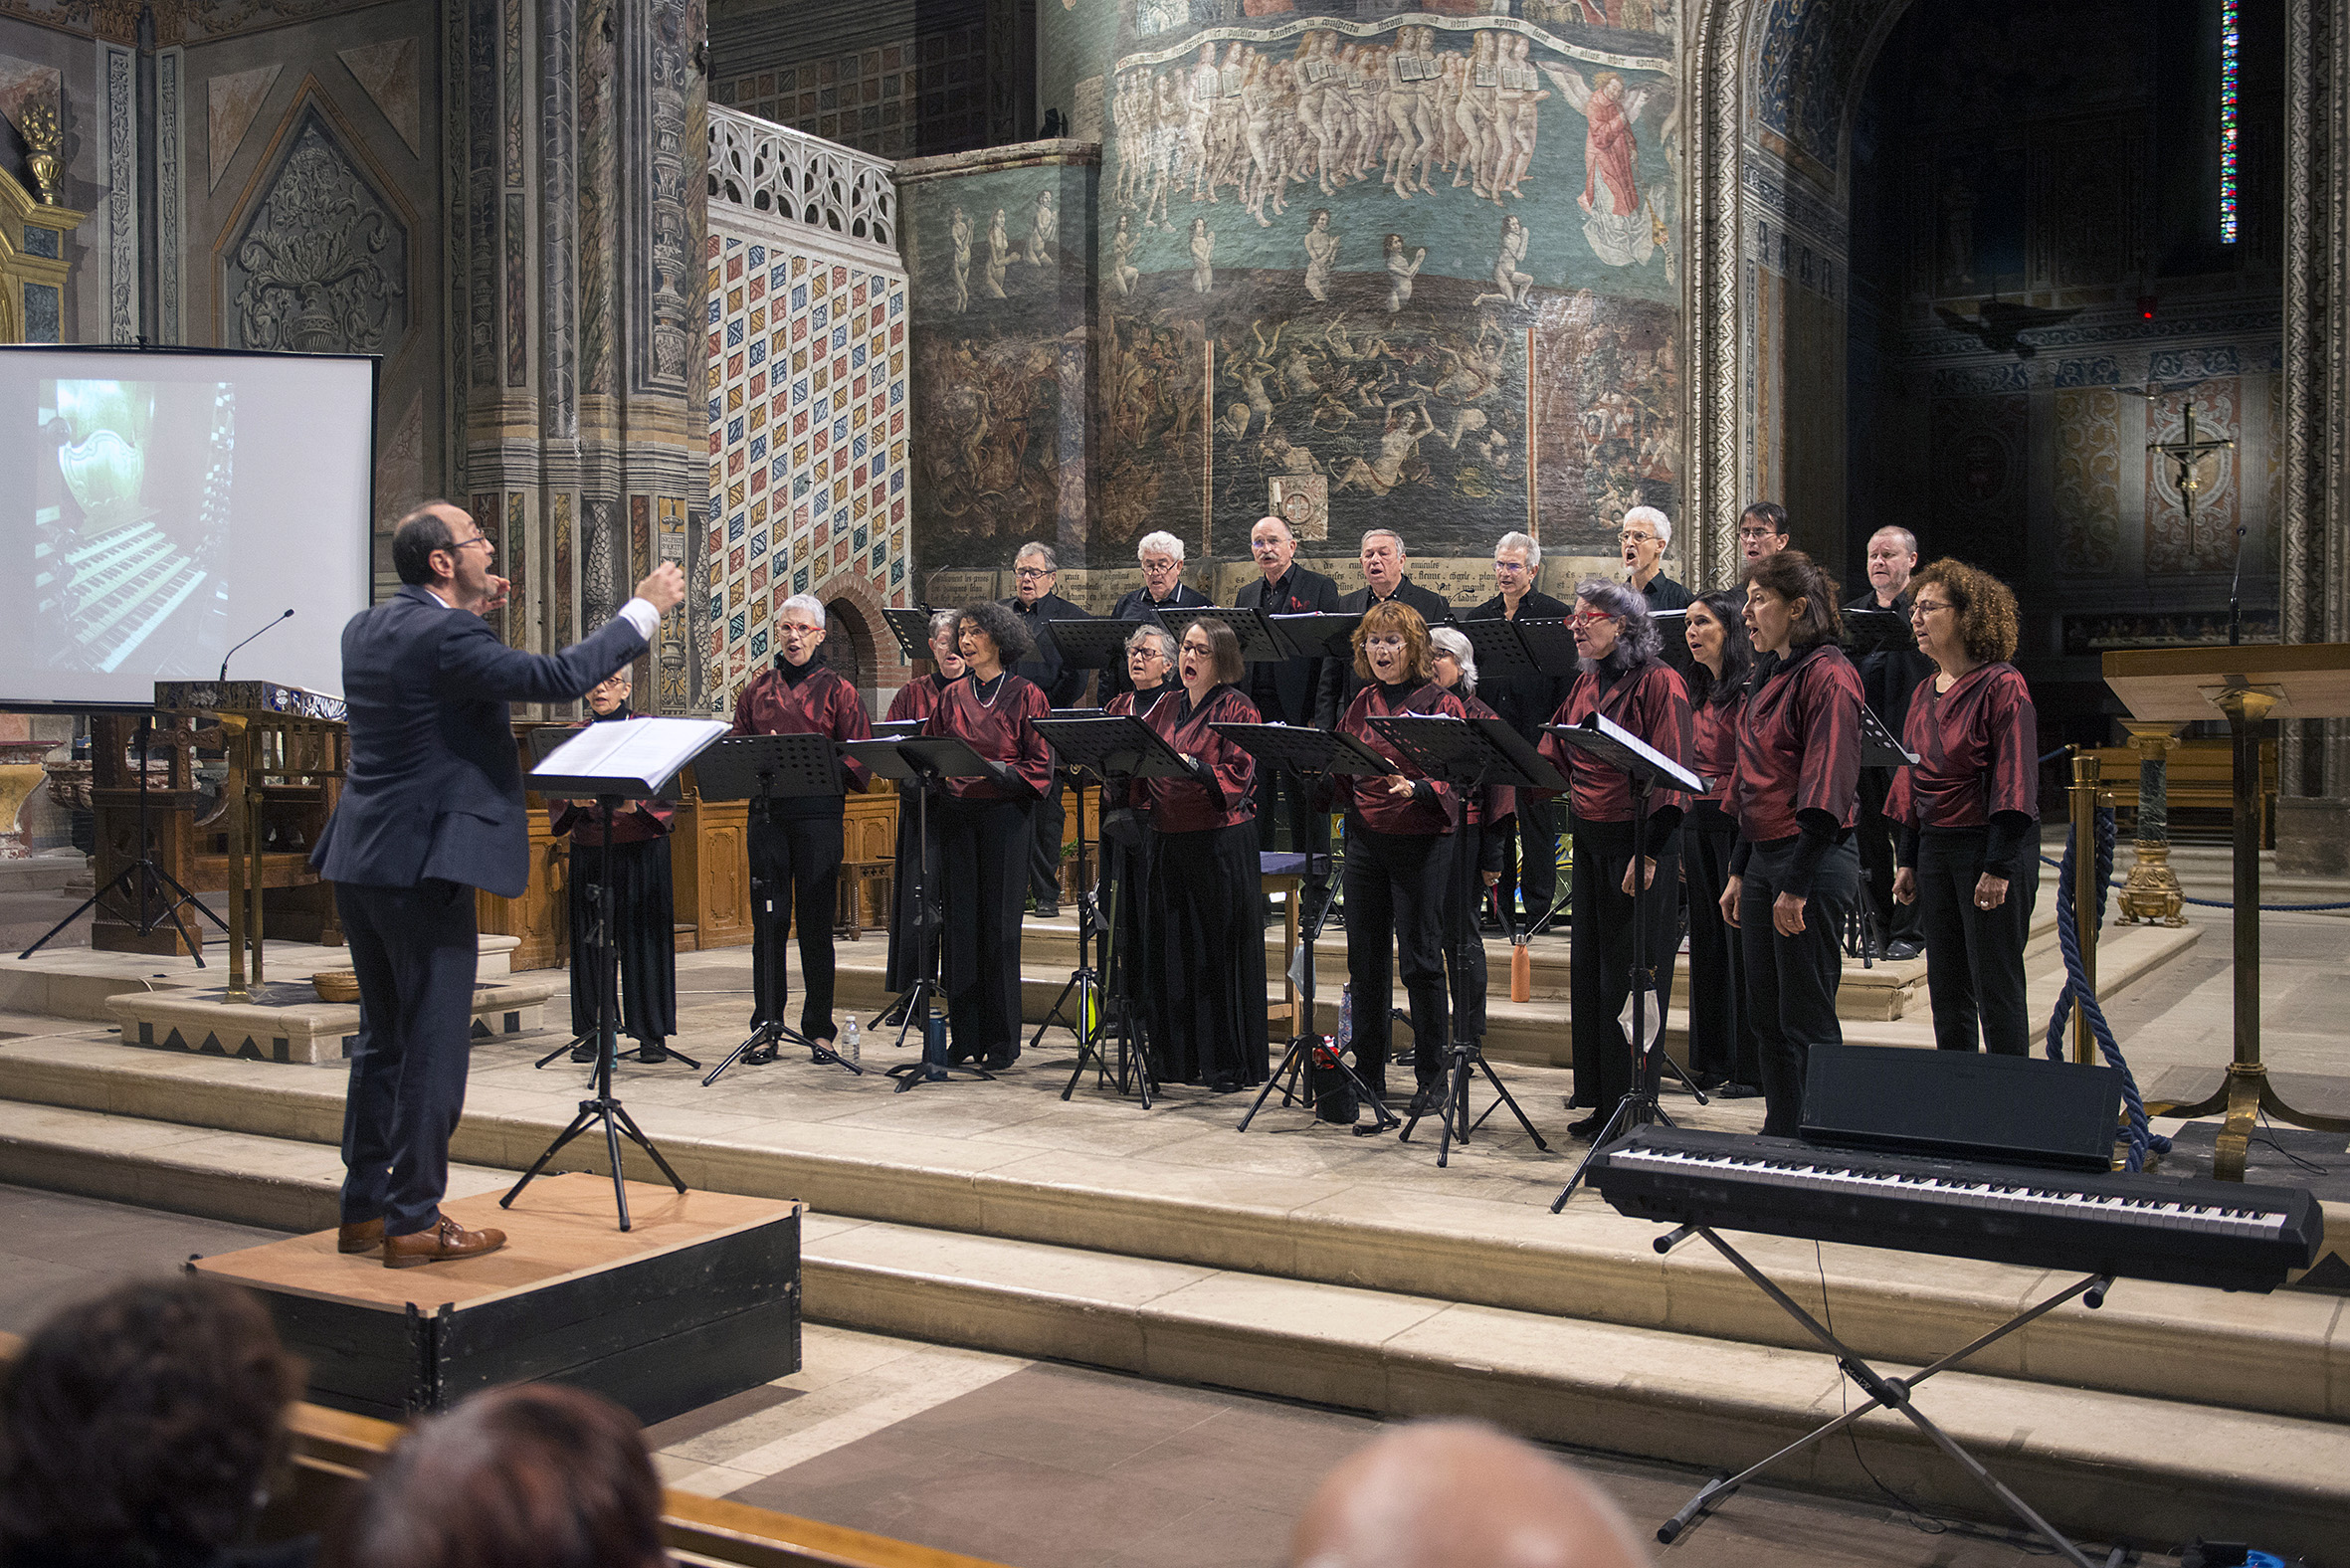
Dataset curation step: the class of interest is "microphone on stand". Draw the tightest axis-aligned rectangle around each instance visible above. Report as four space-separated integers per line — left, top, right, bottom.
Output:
220 609 294 684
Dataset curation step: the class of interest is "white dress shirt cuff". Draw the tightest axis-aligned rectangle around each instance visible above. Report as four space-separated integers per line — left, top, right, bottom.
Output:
618 597 662 643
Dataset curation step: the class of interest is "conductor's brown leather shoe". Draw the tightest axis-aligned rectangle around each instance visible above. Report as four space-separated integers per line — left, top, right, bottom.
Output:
383 1216 507 1270
336 1218 384 1255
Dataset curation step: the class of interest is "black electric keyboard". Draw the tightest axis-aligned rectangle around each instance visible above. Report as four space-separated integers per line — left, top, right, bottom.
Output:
1589 1126 2323 1292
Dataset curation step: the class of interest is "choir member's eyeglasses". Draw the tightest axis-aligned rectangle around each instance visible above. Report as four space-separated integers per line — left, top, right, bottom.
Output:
1736 527 1784 542
1180 639 1214 658
1619 529 1660 543
1909 599 1954 619
1013 565 1054 579
1492 558 1531 574
1569 609 1616 626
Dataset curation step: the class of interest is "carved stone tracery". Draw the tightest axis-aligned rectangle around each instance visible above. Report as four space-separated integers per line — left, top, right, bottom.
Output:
227 112 408 354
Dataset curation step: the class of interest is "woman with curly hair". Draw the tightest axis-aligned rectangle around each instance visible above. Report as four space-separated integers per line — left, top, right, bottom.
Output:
1538 579 1693 1137
1720 549 1864 1137
923 600 1055 1069
1680 590 1762 1098
1323 600 1467 1118
1888 558 2041 1056
1 1276 304 1568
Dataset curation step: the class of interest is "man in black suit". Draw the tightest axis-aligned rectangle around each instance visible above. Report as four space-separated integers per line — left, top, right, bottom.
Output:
1466 530 1571 933
1846 524 1931 960
1002 540 1088 916
1314 528 1452 727
1237 514 1342 912
1102 529 1213 704
314 501 683 1269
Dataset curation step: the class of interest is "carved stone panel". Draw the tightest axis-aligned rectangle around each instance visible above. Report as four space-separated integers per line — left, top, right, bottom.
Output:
224 108 408 355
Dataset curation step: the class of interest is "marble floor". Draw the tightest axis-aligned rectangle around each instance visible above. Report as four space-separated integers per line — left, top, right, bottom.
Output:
0 1181 2183 1568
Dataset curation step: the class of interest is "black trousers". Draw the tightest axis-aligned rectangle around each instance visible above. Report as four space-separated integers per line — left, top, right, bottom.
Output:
1147 822 1270 1086
1342 823 1451 1097
1255 766 1331 896
565 838 678 1047
1681 812 1760 1087
1738 835 1859 1137
1028 778 1066 905
336 878 480 1238
1497 792 1559 929
1856 768 1922 950
939 795 1031 1059
1568 820 1681 1120
749 810 844 1041
1914 826 2037 1055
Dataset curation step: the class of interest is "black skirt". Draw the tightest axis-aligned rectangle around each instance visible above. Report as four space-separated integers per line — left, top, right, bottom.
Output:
566 836 678 1045
1142 821 1269 1087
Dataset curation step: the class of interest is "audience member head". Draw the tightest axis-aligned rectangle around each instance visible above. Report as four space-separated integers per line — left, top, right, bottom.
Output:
1736 501 1789 565
1011 542 1059 607
1570 577 1662 673
1289 1421 1650 1568
1682 589 1753 707
1492 532 1540 602
1251 515 1297 581
392 501 496 607
0 1275 303 1568
1137 531 1188 602
326 1383 664 1568
951 599 1032 676
1862 526 1920 605
1738 548 1842 657
1352 599 1432 686
1428 627 1478 695
1359 529 1407 597
1908 557 2020 668
1619 506 1670 584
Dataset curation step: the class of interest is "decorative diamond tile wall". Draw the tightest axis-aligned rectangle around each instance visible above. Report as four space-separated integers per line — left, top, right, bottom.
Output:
703 230 911 699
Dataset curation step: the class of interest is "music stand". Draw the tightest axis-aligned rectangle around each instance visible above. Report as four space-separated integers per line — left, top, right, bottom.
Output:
1847 706 1920 966
1366 714 1555 1167
1842 607 1916 659
1045 618 1151 674
1184 606 1290 665
1267 611 1364 661
1217 722 1403 1135
881 606 936 664
1544 711 1708 1211
691 733 862 1084
505 717 725 1230
1449 620 1548 685
1031 715 1194 1107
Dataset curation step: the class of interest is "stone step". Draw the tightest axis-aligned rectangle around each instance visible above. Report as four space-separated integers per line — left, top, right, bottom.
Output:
0 1032 2331 1436
0 935 522 1024
0 1094 2340 1561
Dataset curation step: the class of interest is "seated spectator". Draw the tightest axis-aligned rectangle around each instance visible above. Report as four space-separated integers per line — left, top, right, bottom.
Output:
325 1384 665 1568
0 1275 307 1568
1289 1420 1650 1568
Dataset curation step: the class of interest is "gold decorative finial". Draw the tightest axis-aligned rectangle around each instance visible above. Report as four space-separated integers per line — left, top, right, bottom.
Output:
20 101 63 206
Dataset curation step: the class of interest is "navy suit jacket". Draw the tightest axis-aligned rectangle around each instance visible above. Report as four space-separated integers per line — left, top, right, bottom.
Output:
312 584 650 900
1235 565 1342 725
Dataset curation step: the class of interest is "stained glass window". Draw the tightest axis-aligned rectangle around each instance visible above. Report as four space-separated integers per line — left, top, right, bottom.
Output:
2219 0 2241 243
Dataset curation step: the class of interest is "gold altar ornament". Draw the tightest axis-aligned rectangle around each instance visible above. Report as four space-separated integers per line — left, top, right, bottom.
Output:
20 102 63 207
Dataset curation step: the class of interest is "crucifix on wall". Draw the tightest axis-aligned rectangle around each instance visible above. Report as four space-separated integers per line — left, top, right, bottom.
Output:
2145 396 2243 643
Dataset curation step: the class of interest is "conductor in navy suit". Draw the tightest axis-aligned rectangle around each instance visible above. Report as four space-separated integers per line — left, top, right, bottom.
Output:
313 501 685 1269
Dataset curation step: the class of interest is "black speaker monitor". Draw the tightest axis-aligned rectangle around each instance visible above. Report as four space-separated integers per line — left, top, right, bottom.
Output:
1801 1044 2122 1172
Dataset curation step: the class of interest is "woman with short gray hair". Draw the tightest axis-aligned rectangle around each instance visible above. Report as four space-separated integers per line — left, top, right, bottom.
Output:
1537 577 1693 1138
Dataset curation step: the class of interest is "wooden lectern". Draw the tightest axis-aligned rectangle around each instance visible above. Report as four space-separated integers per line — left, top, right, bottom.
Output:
2102 644 2350 1179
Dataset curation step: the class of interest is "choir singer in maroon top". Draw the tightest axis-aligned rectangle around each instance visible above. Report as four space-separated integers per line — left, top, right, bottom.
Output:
1679 591 1761 1098
1139 619 1267 1091
1319 601 1468 1117
1537 580 1693 1138
881 611 966 1003
1719 550 1864 1137
729 594 874 1058
924 601 1056 1069
1888 559 2042 1056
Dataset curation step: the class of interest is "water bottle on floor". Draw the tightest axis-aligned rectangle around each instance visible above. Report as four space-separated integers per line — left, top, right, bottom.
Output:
842 1017 862 1068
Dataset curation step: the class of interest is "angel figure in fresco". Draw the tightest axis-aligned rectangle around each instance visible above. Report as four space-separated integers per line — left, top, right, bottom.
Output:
949 206 973 312
1541 62 1666 268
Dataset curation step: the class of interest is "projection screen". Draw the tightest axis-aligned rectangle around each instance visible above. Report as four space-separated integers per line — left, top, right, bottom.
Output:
0 344 376 707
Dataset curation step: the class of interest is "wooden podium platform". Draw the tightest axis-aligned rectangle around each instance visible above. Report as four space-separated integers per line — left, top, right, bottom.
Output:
191 1174 802 1423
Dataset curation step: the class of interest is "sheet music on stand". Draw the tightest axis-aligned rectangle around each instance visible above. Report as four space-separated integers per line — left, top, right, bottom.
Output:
1209 722 1396 776
1366 713 1549 790
1032 715 1197 781
527 720 693 803
1859 703 1919 767
1450 618 1547 681
1184 607 1290 664
881 607 936 664
1543 710 1707 795
530 717 731 799
843 733 1002 788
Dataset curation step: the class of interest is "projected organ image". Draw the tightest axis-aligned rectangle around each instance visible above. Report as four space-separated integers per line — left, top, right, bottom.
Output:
37 379 233 678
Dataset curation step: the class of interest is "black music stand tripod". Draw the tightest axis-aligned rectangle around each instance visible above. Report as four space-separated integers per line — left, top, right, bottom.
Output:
1548 712 1710 1211
1030 715 1192 1108
694 733 863 1085
1369 714 1553 1167
1216 722 1400 1136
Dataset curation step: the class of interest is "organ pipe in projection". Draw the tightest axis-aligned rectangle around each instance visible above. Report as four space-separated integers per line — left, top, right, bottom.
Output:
958 1 1683 568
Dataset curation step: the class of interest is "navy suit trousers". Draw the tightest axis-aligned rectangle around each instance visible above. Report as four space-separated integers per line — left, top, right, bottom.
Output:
336 878 482 1237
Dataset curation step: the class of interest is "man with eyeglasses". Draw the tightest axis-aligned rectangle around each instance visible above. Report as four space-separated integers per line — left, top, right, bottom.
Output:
1236 515 1343 917
1466 531 1570 933
1844 525 1931 960
314 500 685 1269
1736 501 1790 565
1620 504 1691 673
1314 527 1451 727
1001 541 1089 916
1102 530 1212 704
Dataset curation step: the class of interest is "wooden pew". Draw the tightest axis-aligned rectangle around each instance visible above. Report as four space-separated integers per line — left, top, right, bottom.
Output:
2087 735 2277 848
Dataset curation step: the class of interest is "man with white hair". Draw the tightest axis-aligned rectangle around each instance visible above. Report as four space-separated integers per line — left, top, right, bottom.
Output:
1620 505 1691 674
1237 515 1343 917
1467 531 1570 933
1314 527 1451 727
1845 524 1930 960
1103 529 1212 703
1001 541 1089 917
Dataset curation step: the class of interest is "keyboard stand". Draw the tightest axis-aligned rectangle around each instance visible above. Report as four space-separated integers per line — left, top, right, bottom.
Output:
1652 1223 2122 1568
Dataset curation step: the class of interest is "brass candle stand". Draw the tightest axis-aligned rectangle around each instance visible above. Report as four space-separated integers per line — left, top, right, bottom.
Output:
2115 721 2188 928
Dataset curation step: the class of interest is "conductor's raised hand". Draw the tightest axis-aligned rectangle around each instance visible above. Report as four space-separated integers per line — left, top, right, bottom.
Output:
634 560 687 615
480 574 511 615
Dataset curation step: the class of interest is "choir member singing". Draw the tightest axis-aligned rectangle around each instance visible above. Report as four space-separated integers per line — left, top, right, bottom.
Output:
1719 550 1864 1137
1679 591 1761 1098
1465 532 1568 935
1238 515 1344 920
1845 525 1932 961
1323 601 1467 1118
1140 619 1267 1092
1889 559 2041 1056
881 611 966 1006
552 668 678 1065
1429 627 1514 1046
1003 542 1088 918
729 595 874 1059
1101 531 1211 703
1538 580 1693 1138
925 601 1055 1069
1101 624 1175 1043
